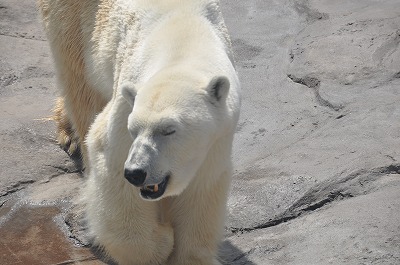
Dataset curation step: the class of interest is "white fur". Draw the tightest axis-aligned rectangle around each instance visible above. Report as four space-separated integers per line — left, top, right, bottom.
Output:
83 1 240 264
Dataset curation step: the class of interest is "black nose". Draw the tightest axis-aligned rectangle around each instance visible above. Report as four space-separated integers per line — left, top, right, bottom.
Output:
124 168 147 187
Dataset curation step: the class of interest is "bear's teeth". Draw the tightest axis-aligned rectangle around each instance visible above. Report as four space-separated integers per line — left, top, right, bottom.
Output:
144 184 158 192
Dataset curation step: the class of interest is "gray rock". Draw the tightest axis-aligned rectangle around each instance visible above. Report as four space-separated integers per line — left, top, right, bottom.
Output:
0 0 79 197
225 178 400 264
1 0 399 264
220 0 400 263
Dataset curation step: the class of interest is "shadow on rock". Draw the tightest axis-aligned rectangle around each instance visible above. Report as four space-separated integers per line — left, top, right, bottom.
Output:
220 240 256 265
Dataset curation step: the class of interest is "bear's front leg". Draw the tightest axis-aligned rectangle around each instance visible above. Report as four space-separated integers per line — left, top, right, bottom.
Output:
166 171 230 265
102 222 174 265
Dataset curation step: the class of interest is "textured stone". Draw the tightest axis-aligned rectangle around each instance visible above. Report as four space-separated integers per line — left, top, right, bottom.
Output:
0 0 399 264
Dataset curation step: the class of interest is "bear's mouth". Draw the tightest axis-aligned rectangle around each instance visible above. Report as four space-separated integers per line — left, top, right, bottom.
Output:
140 175 170 200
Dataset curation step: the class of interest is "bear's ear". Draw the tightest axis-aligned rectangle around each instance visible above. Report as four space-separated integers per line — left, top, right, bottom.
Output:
121 82 137 106
206 76 230 104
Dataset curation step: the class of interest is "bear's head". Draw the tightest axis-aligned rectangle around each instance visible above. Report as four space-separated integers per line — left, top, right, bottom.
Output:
121 70 231 201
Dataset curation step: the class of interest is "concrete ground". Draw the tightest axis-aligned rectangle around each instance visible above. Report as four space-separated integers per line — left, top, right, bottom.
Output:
0 0 399 264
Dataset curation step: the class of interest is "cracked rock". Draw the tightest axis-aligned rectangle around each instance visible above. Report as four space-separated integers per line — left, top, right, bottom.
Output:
1 0 400 264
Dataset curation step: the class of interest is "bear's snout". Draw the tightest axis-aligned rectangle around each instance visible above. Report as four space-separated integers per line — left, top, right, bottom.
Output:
124 168 147 187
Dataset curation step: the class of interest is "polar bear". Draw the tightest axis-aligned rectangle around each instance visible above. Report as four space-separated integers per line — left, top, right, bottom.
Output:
39 0 241 264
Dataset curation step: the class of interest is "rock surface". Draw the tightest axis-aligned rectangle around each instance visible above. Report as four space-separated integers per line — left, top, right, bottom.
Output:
0 0 399 264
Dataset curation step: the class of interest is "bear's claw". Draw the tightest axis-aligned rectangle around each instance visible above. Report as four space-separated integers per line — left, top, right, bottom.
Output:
53 97 81 157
